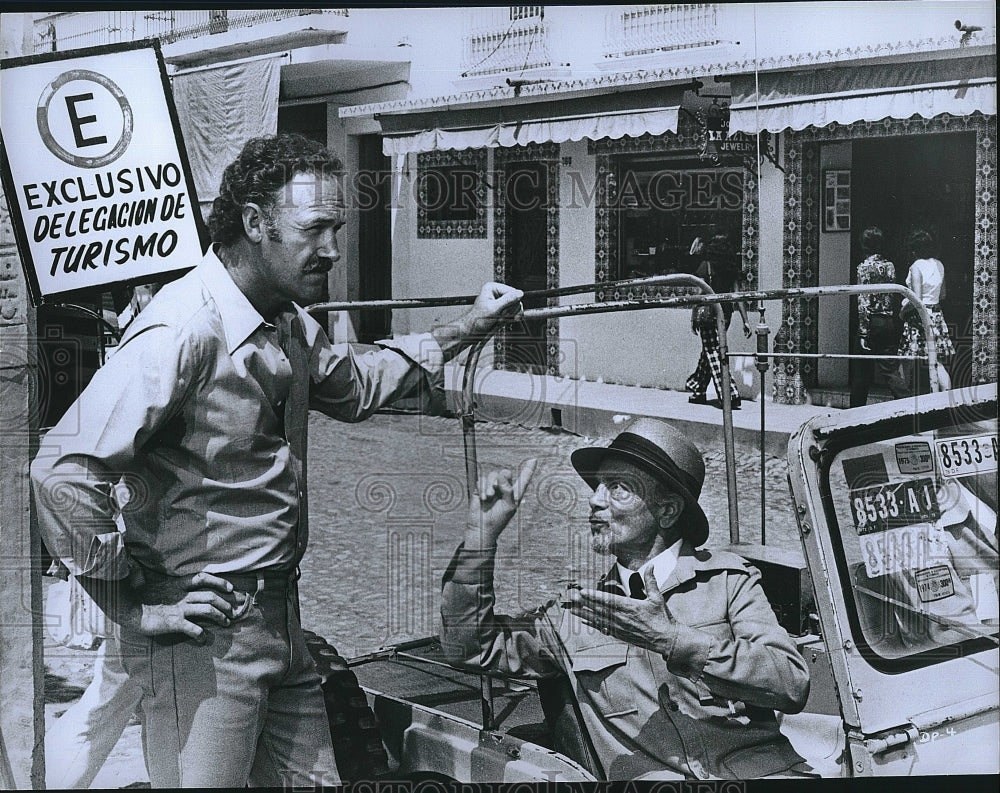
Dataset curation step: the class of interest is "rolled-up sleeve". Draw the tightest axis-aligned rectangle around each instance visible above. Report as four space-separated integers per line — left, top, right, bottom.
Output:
30 324 196 580
295 306 444 421
440 544 562 679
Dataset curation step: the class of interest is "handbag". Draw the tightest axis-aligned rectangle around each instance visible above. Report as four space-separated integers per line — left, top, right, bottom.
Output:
692 260 718 330
693 304 716 330
900 300 919 325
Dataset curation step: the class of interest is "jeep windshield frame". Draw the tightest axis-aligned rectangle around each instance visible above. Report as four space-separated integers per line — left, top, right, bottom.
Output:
814 399 999 674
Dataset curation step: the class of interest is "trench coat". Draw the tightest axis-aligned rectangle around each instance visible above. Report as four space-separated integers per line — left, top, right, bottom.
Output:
440 540 810 779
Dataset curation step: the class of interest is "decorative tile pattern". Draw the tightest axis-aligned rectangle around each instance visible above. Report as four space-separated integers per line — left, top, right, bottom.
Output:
776 112 996 403
590 113 761 300
493 143 561 376
416 149 488 239
741 166 759 290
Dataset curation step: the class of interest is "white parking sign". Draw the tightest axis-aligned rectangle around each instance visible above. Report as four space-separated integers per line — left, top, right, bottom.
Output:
1 41 205 304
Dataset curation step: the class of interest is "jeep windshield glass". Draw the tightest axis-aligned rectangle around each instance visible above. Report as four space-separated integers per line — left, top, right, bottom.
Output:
826 417 999 663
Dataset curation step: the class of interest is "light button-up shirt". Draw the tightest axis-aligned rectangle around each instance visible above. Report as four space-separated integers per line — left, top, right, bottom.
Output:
32 248 443 580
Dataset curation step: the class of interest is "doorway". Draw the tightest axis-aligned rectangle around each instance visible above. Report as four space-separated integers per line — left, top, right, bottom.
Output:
851 133 976 389
499 159 551 374
357 135 392 343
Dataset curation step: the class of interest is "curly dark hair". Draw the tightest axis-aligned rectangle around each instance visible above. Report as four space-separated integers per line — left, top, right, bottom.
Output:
207 134 343 246
906 228 936 260
860 226 885 256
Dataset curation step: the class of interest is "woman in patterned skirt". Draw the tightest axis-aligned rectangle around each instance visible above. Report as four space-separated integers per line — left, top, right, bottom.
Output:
898 227 954 393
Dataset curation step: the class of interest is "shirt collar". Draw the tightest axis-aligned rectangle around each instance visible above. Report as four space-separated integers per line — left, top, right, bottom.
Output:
615 538 683 594
198 246 271 354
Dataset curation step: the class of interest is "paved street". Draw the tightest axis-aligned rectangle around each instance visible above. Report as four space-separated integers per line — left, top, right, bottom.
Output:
42 409 802 787
298 410 801 656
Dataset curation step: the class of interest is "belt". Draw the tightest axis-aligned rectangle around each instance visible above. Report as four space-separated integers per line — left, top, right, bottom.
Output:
216 568 300 622
216 567 299 591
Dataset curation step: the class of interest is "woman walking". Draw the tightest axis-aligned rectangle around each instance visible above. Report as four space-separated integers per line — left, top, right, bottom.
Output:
851 226 907 406
898 228 954 393
685 234 752 409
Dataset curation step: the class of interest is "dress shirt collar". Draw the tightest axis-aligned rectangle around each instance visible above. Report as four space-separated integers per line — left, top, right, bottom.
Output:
198 246 272 354
614 538 683 595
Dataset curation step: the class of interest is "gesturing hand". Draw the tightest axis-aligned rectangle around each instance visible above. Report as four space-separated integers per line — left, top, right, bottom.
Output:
137 571 236 642
465 458 538 551
562 567 676 655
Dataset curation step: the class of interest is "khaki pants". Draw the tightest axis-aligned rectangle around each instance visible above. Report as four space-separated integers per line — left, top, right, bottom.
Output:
123 577 339 788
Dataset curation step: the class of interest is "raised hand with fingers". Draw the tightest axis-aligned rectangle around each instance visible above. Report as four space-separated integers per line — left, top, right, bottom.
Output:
464 458 538 551
562 567 677 655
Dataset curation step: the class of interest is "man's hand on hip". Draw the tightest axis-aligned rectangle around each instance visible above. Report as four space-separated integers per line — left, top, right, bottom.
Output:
77 569 236 643
137 571 237 641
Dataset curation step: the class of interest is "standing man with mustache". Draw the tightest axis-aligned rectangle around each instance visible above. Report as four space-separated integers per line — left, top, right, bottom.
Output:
31 133 523 788
442 419 811 779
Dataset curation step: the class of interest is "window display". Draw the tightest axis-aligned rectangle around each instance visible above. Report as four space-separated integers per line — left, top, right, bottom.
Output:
613 156 744 280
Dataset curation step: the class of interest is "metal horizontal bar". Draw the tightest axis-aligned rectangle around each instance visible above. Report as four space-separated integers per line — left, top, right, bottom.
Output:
729 352 926 361
306 275 701 314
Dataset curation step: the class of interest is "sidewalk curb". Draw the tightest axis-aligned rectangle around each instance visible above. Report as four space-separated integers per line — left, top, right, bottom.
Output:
441 364 835 457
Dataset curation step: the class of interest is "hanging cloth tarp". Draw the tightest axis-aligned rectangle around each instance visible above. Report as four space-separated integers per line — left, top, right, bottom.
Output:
171 56 282 204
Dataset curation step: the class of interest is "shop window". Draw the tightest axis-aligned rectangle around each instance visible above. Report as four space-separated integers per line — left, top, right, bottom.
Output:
613 156 744 281
417 150 488 239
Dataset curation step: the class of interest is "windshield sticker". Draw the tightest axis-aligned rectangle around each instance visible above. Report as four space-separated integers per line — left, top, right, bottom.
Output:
934 434 999 478
860 525 947 579
914 566 956 603
850 477 941 535
895 442 934 474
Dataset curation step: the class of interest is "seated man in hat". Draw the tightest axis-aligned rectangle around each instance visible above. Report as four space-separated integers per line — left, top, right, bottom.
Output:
440 419 811 779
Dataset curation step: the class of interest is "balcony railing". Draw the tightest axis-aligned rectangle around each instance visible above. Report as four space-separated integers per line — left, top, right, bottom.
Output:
461 6 551 77
33 9 348 54
604 4 720 59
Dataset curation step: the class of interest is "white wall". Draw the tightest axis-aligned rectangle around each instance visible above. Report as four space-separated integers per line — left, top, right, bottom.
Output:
754 145 787 400
817 142 853 388
346 2 995 105
346 7 468 98
388 151 494 348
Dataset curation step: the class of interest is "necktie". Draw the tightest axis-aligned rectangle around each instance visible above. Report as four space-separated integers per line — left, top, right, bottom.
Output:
628 572 646 600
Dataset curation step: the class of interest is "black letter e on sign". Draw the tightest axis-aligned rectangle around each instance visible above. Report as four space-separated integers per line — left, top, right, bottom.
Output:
65 93 107 148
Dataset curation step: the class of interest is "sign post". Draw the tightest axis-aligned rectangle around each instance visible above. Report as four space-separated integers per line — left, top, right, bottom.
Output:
0 13 44 789
1 39 204 787
1 40 206 305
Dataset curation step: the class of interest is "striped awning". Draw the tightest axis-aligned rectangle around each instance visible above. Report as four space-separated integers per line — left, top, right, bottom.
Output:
382 106 679 156
729 77 996 134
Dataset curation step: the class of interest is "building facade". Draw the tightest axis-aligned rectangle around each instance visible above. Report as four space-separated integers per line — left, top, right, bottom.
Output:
16 3 998 405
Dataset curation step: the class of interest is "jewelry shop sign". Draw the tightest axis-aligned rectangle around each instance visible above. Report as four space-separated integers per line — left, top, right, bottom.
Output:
1 41 205 305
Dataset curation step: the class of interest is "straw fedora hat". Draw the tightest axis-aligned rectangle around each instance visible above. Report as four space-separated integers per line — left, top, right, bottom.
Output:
571 418 710 546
